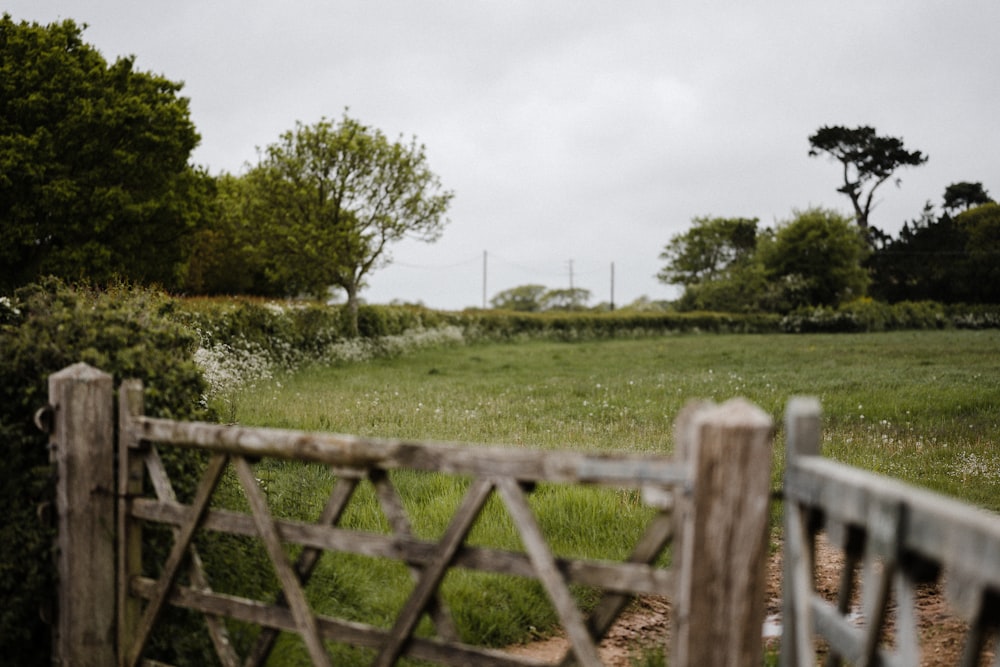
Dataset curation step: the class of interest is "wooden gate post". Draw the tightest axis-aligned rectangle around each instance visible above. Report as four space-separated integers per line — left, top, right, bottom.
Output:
49 363 116 666
671 398 774 667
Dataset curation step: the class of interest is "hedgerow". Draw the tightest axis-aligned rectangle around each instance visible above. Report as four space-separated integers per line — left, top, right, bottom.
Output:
0 278 213 665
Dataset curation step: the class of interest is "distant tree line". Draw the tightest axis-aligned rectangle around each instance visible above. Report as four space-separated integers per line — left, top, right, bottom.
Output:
3 16 998 325
658 123 998 312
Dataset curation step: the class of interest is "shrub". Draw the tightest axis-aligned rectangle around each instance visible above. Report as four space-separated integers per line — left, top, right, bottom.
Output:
0 279 212 665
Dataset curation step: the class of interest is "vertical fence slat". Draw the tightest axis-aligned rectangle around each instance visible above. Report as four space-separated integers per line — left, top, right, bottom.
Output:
51 362 116 666
118 379 146 667
781 396 822 667
672 398 774 667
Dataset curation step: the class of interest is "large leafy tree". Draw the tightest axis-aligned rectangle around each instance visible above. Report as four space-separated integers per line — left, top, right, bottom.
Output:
656 216 759 286
242 113 453 333
0 15 206 291
808 125 927 230
657 216 765 312
759 207 869 309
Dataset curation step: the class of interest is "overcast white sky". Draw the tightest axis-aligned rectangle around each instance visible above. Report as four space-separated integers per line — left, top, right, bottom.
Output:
7 2 999 309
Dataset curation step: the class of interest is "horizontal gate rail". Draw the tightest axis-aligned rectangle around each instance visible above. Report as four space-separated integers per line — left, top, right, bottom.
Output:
129 414 690 487
781 397 1000 667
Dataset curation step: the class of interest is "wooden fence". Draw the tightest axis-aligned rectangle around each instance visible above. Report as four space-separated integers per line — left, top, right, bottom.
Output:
43 363 774 666
782 398 1000 667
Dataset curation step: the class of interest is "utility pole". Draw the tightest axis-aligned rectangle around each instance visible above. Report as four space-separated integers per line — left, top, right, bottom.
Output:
569 259 574 290
610 261 615 311
482 250 487 309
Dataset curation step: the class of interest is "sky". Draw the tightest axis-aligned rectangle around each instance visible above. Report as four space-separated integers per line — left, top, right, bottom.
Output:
6 2 999 310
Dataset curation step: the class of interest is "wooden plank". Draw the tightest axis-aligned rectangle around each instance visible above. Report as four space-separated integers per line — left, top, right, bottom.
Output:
496 476 603 667
371 469 461 642
374 476 495 667
858 555 895 667
244 471 362 667
894 569 921 667
119 379 147 667
673 398 774 667
126 453 229 667
132 497 674 594
143 447 239 667
783 503 817 667
560 510 675 666
781 397 822 667
810 597 902 667
787 457 1000 588
234 456 331 667
131 416 687 488
131 577 549 667
50 363 117 667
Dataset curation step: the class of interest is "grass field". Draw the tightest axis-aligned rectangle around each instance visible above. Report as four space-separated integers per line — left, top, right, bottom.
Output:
215 330 1000 663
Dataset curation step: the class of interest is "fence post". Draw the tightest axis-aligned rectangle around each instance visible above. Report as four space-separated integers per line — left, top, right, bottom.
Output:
49 363 116 666
671 398 774 667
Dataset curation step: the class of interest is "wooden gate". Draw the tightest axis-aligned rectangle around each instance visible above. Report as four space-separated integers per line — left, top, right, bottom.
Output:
44 363 774 666
782 397 1000 666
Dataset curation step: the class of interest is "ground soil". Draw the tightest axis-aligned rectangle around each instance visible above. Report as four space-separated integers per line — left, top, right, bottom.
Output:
505 537 991 666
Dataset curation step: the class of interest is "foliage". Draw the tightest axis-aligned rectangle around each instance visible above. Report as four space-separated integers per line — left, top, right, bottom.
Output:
539 287 592 311
182 173 268 295
808 125 927 229
0 278 211 665
224 112 453 334
869 202 1000 304
657 216 759 286
942 181 993 212
758 207 870 310
489 284 548 311
0 15 208 292
664 209 868 313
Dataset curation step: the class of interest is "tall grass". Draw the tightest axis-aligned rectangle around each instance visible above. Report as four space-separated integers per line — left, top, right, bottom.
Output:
210 330 1000 662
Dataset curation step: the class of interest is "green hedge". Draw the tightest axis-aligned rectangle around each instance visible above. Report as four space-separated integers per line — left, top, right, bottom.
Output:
450 309 783 340
779 299 1000 333
0 279 214 665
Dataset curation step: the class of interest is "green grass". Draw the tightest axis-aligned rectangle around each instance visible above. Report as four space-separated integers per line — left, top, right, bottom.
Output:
210 330 1000 662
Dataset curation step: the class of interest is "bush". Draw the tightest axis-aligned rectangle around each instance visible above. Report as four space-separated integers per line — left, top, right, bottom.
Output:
0 279 212 666
778 300 984 333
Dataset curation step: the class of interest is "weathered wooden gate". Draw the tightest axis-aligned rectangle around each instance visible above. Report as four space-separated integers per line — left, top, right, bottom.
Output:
44 363 774 667
782 398 1000 666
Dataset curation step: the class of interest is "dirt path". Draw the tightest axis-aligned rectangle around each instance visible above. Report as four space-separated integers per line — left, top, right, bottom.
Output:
505 538 989 666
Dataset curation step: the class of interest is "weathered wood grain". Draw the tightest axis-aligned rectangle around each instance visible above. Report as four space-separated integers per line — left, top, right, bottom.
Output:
672 398 774 667
783 395 1000 667
130 415 687 488
51 363 116 667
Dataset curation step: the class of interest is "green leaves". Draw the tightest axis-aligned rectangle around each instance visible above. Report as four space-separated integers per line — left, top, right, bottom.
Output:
0 14 204 291
198 111 453 334
808 125 927 228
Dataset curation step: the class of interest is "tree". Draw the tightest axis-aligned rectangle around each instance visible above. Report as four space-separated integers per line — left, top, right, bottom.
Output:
0 15 205 291
955 202 1000 303
243 113 453 333
490 284 547 311
182 173 271 295
758 207 869 309
808 125 927 230
943 181 993 212
657 216 759 286
540 287 591 311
